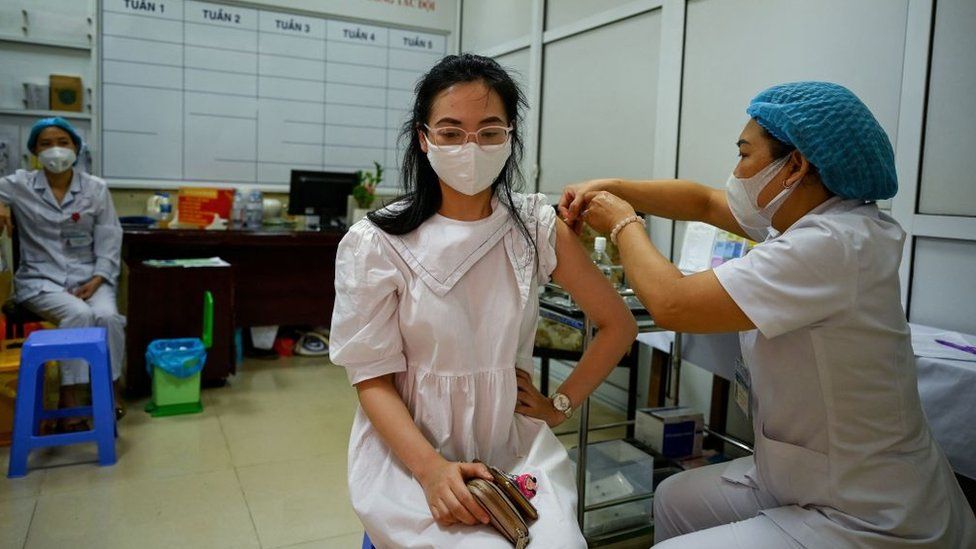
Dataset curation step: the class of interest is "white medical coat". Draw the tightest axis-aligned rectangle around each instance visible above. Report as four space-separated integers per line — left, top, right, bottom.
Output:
0 169 122 302
713 197 976 547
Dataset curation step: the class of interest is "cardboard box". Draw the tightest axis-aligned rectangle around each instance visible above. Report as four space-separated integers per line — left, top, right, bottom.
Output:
177 187 234 227
49 74 83 112
635 406 704 459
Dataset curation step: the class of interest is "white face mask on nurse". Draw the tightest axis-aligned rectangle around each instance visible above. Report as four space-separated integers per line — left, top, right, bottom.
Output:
727 120 808 239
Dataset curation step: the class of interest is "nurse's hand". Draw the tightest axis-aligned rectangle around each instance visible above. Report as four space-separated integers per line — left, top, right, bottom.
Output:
0 203 11 236
515 369 565 428
558 179 616 234
416 458 493 527
72 276 104 301
581 191 637 235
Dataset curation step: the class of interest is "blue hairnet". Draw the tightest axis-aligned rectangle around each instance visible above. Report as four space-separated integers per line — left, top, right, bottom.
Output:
27 116 83 154
746 82 897 200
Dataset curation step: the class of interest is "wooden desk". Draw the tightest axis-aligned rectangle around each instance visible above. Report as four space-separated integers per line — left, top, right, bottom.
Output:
125 262 235 397
122 228 344 396
123 228 344 326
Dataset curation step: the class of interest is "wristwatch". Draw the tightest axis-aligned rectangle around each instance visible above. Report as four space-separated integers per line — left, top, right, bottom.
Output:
551 392 573 419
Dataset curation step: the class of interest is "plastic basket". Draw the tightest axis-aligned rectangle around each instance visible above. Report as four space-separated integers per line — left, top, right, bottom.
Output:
569 439 655 538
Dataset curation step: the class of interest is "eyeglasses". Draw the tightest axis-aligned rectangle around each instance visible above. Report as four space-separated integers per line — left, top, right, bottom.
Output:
424 124 512 149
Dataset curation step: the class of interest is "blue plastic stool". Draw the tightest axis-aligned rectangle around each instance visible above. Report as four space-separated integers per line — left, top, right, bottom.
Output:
7 327 116 478
362 533 374 549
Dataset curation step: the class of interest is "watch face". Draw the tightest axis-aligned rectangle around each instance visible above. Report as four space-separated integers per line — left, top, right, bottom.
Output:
553 393 571 412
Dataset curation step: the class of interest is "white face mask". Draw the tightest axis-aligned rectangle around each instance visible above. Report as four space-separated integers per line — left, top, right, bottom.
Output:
38 147 76 174
725 155 797 240
426 139 511 196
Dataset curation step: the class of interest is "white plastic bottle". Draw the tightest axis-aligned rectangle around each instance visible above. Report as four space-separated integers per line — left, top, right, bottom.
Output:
304 206 320 231
591 237 622 289
231 190 245 229
245 189 263 229
157 192 173 228
591 236 613 276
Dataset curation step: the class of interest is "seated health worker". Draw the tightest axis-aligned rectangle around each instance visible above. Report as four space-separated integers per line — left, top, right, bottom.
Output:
0 117 126 429
560 82 976 548
329 54 638 548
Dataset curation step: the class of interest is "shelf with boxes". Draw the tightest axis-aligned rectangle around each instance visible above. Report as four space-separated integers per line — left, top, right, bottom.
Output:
0 33 91 51
0 109 90 120
0 1 97 174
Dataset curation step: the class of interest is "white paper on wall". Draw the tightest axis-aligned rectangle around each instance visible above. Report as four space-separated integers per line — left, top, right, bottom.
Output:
0 124 21 176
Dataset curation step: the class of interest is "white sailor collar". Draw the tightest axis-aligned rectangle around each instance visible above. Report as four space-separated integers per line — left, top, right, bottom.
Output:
377 193 538 307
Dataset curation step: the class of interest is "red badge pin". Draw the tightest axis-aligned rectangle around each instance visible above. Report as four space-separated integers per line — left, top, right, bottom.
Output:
71 212 80 222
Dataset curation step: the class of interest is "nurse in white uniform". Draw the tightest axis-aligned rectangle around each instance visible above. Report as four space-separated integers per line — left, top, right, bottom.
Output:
0 117 126 430
560 82 976 548
329 54 637 548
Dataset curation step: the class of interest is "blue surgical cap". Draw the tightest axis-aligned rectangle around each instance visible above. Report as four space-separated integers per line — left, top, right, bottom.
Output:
27 117 83 154
746 82 897 200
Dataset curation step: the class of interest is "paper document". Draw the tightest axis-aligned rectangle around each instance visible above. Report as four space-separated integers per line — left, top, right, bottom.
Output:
910 324 976 362
143 257 230 268
678 223 716 273
678 222 755 274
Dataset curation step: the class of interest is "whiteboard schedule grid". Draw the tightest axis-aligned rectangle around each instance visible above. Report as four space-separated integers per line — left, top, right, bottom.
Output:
100 0 447 187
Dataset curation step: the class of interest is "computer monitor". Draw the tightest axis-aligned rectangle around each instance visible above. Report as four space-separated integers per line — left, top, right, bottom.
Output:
288 170 358 226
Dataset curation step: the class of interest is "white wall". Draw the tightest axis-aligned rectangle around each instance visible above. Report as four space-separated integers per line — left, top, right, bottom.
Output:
544 0 636 30
910 238 976 333
917 0 976 216
538 11 661 201
905 0 976 333
461 0 530 53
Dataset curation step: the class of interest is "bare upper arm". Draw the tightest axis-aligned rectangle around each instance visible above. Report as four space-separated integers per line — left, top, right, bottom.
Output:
550 219 635 334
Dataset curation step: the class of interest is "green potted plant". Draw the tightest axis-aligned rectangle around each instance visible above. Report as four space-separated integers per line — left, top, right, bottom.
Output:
350 161 383 225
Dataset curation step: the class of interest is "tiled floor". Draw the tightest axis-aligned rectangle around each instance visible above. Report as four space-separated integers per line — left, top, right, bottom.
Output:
1 357 651 549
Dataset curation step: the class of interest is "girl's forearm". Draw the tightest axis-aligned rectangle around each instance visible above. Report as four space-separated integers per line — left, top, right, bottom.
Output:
356 375 443 480
554 318 637 410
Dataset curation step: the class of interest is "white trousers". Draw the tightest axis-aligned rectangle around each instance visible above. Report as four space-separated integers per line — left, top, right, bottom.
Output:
23 285 126 386
652 457 801 548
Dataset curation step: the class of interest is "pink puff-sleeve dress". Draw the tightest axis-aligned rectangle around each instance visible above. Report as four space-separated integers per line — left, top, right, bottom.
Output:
329 192 587 548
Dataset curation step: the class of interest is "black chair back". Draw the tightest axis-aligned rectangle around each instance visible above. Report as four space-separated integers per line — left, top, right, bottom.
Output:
3 209 44 337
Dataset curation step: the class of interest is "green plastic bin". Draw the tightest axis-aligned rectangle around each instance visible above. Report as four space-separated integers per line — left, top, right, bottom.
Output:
145 340 205 417
144 291 213 417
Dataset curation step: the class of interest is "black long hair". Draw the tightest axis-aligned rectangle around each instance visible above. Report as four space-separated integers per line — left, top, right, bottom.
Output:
368 54 535 251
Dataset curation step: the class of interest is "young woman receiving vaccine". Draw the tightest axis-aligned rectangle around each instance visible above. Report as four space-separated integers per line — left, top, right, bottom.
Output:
560 82 975 548
329 54 637 548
